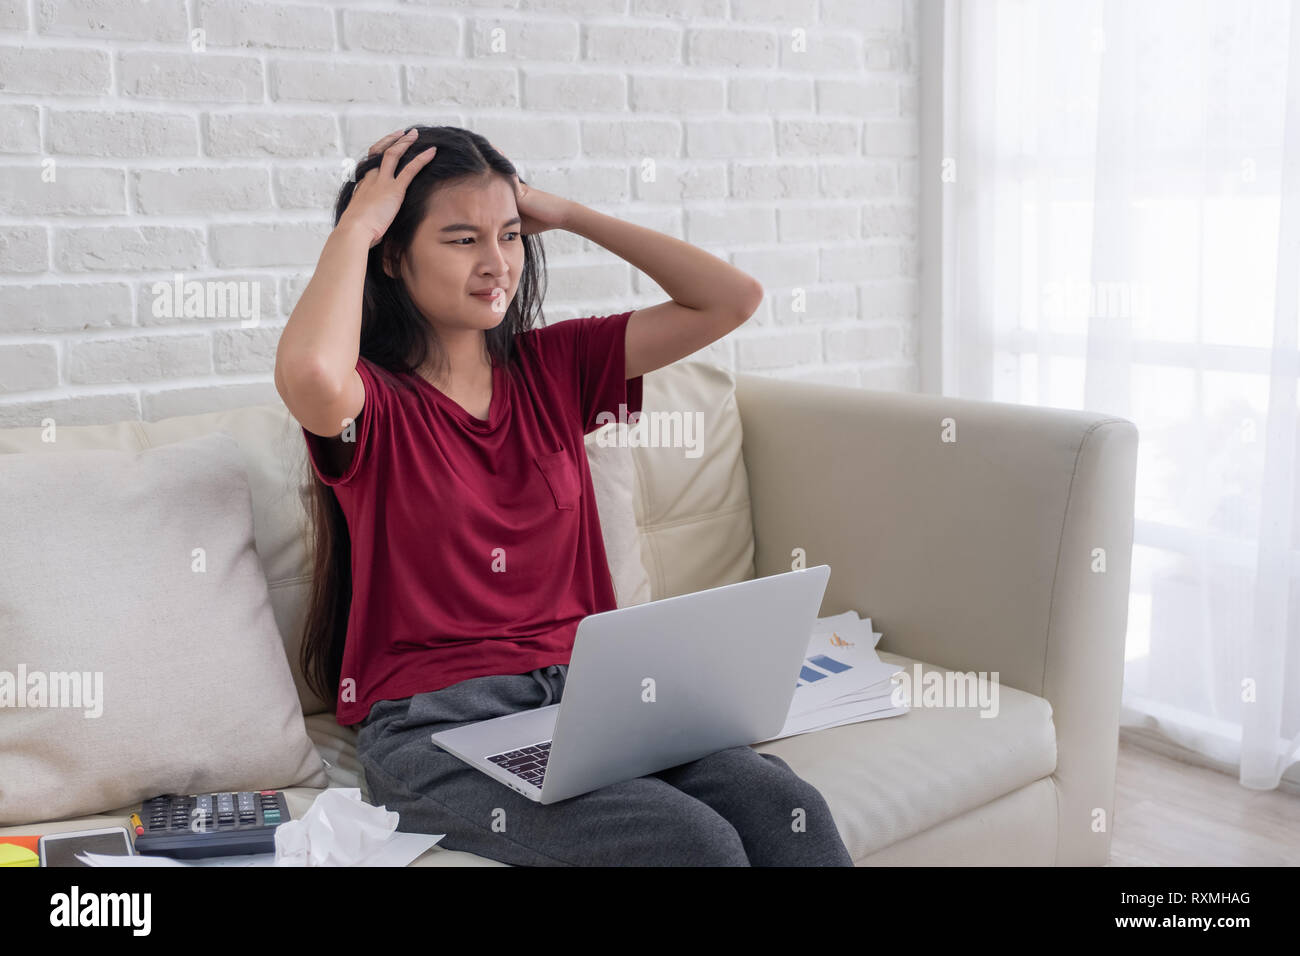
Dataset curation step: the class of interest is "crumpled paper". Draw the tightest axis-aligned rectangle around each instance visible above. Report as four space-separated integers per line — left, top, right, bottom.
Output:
273 787 399 867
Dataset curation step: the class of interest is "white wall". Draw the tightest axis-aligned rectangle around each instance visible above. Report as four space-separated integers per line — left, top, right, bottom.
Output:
0 0 919 427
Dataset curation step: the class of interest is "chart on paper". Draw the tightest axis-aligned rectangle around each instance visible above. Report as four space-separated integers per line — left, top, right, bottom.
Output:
757 611 909 743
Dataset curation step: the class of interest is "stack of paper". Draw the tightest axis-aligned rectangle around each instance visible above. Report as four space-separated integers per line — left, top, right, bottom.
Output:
757 610 908 743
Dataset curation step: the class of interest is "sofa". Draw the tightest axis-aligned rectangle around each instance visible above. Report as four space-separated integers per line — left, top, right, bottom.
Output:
0 357 1138 866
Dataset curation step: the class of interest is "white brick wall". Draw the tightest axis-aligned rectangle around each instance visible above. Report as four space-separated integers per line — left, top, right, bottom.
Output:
0 0 919 427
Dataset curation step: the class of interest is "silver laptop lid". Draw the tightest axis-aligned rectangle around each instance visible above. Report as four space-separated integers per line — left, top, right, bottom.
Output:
538 564 831 803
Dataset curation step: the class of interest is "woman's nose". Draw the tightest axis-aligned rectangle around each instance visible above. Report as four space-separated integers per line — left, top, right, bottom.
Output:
479 242 511 273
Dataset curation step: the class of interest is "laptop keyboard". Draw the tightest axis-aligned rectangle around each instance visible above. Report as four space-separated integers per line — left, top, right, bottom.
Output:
486 740 552 788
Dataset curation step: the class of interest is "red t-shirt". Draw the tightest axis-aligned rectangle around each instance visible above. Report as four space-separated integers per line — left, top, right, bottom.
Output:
301 310 644 726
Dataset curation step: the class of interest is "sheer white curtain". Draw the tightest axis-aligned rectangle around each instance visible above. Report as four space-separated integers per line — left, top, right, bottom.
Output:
948 0 1300 790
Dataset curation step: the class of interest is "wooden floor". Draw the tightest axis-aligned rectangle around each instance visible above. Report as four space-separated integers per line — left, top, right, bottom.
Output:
1108 736 1300 866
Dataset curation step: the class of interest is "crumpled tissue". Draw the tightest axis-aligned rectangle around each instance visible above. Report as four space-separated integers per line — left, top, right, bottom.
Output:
273 787 400 867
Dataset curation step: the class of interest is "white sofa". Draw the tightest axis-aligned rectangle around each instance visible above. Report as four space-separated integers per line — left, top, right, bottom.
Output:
0 359 1138 866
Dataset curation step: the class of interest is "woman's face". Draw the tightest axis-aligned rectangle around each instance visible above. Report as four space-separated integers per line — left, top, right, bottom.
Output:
384 174 524 336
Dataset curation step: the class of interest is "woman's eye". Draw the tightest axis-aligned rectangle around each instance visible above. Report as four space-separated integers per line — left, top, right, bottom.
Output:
451 233 519 245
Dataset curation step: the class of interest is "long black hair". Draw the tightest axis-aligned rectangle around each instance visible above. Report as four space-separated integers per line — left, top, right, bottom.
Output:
298 125 549 712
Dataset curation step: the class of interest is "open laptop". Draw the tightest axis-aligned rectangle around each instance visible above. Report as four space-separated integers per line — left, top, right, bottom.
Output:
429 564 832 804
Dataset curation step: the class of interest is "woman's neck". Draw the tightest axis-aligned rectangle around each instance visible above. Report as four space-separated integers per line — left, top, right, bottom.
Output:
419 329 492 390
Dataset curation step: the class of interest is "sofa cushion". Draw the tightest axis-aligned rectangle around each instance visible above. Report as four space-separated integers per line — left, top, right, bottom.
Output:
0 430 328 826
630 360 756 601
584 422 652 608
0 404 327 713
759 651 1058 860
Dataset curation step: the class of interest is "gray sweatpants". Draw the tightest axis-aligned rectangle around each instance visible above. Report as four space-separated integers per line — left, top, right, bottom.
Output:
355 664 855 867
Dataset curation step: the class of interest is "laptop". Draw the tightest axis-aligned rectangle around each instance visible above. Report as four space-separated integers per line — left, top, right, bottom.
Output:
429 564 832 804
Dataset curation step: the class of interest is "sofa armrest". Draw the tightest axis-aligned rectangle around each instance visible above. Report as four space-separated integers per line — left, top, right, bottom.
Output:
733 374 1139 866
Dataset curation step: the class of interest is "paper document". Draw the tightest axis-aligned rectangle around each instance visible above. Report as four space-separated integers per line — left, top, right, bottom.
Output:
757 610 907 743
76 831 442 867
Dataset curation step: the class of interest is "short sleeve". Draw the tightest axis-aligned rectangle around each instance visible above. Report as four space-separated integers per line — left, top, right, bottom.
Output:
301 356 388 486
557 311 645 435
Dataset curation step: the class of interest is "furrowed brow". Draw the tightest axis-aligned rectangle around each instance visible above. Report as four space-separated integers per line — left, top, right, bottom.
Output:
439 217 522 234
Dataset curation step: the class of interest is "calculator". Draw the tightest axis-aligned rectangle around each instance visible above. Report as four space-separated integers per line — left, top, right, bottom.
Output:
132 790 290 860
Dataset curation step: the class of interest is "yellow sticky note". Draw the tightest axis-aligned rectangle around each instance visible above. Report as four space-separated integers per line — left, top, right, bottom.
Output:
0 842 40 867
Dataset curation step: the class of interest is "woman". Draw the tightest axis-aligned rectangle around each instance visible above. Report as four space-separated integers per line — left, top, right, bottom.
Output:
275 125 853 867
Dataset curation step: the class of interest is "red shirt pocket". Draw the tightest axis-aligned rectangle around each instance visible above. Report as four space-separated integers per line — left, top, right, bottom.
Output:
533 447 581 511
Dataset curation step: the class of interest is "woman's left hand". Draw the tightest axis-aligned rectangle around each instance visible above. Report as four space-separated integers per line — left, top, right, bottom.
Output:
513 177 571 236
491 143 570 235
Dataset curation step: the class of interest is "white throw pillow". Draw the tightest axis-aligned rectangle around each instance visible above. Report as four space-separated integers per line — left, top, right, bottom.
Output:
0 430 327 825
585 421 652 608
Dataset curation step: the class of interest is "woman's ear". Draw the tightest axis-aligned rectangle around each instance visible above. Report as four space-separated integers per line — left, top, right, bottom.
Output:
381 244 399 280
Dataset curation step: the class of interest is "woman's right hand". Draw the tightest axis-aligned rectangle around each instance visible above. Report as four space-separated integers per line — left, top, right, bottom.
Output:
338 128 437 249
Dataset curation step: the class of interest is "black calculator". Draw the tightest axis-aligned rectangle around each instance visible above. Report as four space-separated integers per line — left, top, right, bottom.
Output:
132 790 290 860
